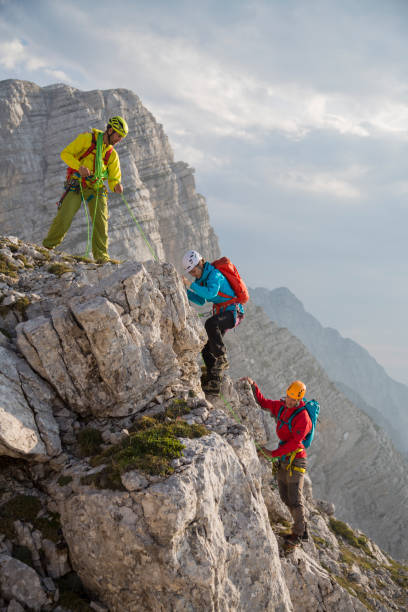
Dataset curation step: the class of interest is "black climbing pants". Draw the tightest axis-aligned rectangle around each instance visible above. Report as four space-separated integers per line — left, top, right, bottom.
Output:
202 310 235 371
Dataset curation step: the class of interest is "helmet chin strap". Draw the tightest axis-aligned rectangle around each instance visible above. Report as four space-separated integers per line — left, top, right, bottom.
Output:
106 129 114 145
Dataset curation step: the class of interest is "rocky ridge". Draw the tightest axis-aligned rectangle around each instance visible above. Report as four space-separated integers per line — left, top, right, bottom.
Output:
0 236 407 611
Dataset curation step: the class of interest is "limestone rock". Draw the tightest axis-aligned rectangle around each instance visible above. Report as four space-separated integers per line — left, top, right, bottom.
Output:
281 550 367 611
226 302 408 559
0 80 219 268
59 432 292 612
16 261 205 417
0 346 61 460
0 554 48 610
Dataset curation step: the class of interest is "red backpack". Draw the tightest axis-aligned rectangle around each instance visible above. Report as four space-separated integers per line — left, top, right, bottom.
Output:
212 257 249 313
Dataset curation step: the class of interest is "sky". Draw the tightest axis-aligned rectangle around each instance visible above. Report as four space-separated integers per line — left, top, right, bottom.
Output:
1 0 408 384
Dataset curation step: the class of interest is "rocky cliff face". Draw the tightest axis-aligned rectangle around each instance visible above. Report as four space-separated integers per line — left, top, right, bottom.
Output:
250 286 408 457
225 302 408 560
0 237 407 611
0 79 219 266
1 79 408 609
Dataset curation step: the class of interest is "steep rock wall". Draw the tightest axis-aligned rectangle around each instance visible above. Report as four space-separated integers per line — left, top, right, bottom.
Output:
0 79 219 266
226 302 408 559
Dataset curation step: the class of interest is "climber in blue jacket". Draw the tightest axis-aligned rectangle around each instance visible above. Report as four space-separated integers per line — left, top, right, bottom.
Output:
182 250 244 393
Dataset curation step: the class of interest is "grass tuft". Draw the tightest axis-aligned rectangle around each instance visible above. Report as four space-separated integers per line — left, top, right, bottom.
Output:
83 416 209 490
0 494 62 543
77 428 103 457
0 254 18 278
47 263 73 276
329 518 372 555
57 475 73 487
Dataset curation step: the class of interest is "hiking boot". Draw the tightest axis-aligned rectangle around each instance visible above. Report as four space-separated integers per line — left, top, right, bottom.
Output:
95 257 121 264
283 533 301 549
212 354 229 374
202 377 221 395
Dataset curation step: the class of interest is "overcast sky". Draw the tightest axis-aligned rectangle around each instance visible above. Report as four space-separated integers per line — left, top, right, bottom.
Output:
1 0 408 384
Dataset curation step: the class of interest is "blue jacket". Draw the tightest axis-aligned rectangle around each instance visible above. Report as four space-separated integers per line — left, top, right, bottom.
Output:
186 262 244 320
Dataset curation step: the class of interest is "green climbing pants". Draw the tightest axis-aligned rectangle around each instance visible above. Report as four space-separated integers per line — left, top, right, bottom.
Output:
43 186 109 261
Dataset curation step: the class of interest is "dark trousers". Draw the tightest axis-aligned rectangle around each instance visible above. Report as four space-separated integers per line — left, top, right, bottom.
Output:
202 310 235 371
277 457 307 536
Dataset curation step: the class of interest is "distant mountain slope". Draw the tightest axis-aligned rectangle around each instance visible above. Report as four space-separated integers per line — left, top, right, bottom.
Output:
250 286 408 456
225 302 408 559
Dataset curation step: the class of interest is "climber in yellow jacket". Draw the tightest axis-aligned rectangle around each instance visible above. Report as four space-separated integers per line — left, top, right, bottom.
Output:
43 116 128 263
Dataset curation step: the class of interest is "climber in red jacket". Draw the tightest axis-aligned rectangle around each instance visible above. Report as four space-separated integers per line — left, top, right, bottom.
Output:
241 377 311 548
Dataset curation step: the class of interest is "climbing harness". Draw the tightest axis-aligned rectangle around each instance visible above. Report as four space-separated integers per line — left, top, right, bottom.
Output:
65 131 113 188
284 448 306 477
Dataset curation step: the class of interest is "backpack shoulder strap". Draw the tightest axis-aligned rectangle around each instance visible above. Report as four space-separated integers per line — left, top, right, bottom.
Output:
103 145 114 165
78 132 96 163
277 403 286 429
286 406 305 431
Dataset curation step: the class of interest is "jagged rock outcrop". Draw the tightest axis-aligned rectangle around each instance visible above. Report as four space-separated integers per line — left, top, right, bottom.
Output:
250 286 408 456
0 237 407 611
0 79 219 267
0 345 60 460
56 428 291 612
1 77 408 608
225 302 408 560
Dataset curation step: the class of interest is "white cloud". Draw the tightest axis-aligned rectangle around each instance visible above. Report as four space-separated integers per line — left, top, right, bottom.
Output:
272 167 363 200
0 38 26 69
97 28 408 147
0 37 71 83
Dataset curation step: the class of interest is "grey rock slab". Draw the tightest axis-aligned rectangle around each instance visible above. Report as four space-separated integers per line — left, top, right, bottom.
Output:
0 554 48 611
59 434 292 612
0 346 60 459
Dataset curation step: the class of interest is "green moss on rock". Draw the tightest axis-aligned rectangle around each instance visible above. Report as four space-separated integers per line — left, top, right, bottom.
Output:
0 254 18 278
163 398 191 419
35 512 62 543
0 495 62 543
329 518 372 555
333 575 375 611
0 494 42 539
57 475 73 487
47 263 73 276
83 416 209 490
77 428 103 457
385 558 408 588
339 545 376 570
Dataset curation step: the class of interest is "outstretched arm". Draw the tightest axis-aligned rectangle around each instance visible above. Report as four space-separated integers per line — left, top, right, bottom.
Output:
241 378 281 417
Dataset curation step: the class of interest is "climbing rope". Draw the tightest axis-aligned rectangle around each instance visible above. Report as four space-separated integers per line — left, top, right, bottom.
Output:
79 181 100 259
120 193 159 262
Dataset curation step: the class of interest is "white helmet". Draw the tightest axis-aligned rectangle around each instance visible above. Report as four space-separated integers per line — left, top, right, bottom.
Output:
182 250 202 272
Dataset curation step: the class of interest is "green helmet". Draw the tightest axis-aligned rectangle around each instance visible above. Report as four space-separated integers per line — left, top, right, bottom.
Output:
107 116 128 137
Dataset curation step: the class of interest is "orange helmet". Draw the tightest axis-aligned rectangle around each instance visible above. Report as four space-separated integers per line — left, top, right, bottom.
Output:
286 380 306 400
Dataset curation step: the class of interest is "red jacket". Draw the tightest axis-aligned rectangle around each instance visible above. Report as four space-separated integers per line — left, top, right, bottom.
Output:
252 383 312 458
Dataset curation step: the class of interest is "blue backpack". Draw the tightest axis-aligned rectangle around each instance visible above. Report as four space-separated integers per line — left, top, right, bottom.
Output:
277 399 320 448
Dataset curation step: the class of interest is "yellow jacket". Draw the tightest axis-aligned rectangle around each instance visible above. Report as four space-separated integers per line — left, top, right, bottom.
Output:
60 129 121 192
